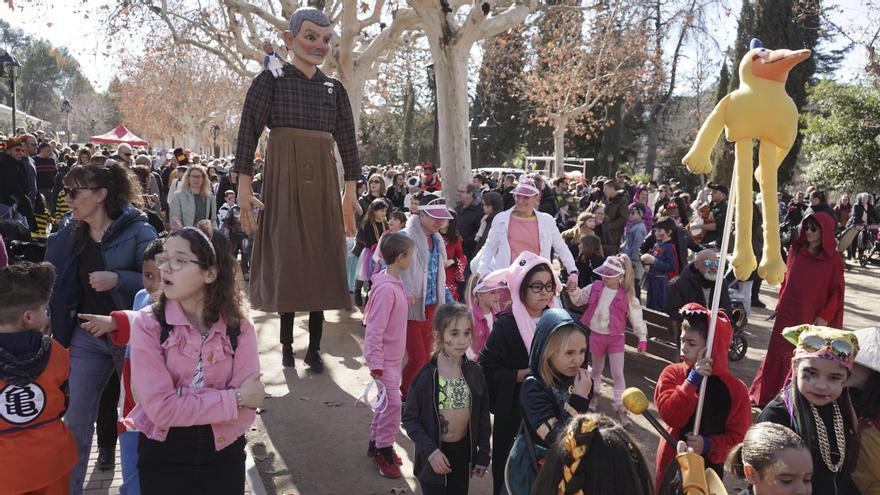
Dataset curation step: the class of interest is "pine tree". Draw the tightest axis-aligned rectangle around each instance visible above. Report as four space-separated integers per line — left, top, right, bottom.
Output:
750 0 820 185
472 27 528 166
713 1 754 185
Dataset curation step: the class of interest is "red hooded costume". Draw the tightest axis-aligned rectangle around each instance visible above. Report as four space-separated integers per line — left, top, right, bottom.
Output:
654 304 751 492
749 211 844 406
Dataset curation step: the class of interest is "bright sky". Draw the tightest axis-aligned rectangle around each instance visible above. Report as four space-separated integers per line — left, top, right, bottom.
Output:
1 0 874 93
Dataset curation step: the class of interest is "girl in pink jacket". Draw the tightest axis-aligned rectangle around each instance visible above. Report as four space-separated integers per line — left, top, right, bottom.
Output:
566 255 646 425
127 227 264 494
465 274 506 361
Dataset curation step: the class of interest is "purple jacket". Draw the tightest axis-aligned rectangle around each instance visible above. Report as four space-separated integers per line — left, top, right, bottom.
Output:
363 272 408 371
125 301 259 451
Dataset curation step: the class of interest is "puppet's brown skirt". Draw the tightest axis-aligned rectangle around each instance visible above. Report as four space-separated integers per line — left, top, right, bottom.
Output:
249 127 351 312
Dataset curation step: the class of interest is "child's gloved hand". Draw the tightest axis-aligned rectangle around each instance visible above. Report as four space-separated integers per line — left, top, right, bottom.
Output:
370 369 383 378
637 340 647 353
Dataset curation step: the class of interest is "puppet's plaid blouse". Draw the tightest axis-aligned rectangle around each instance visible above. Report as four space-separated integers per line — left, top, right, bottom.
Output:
233 64 360 181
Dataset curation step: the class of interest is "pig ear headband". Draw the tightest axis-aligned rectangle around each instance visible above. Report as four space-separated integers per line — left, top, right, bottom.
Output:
356 378 388 414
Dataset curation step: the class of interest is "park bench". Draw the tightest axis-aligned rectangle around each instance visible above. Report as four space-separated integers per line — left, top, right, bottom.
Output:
624 308 680 363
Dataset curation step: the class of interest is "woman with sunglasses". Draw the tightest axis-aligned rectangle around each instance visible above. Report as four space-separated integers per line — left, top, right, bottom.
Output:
358 173 391 226
758 324 862 495
477 251 564 494
749 212 844 408
45 162 157 494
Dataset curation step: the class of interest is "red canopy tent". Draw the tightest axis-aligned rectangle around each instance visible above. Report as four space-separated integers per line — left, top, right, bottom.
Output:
90 124 149 146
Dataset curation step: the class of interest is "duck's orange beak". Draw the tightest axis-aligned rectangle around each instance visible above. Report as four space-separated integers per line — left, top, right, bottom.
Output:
751 48 811 83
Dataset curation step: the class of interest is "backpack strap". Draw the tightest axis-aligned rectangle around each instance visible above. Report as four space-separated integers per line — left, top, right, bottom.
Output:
158 312 173 346
226 324 240 351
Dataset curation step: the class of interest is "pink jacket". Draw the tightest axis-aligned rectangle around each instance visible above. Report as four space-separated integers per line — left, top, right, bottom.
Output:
470 300 497 360
363 272 409 371
125 301 259 451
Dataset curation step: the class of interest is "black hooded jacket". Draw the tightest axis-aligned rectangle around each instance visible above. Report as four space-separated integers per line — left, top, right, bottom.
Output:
664 264 732 322
402 355 491 486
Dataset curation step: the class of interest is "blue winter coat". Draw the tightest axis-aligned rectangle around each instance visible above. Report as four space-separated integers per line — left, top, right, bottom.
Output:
46 204 157 346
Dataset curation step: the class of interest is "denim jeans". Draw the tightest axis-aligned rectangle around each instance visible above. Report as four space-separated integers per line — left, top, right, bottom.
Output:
119 430 141 495
64 327 125 495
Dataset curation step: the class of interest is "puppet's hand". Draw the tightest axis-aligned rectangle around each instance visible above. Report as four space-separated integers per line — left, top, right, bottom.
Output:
342 181 358 237
238 190 264 236
682 148 712 175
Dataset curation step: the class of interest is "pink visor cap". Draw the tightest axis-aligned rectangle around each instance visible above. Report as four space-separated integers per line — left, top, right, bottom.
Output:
593 257 625 278
512 179 540 197
420 198 454 220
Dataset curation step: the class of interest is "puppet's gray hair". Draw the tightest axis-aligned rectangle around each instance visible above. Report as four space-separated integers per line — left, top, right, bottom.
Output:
290 7 330 35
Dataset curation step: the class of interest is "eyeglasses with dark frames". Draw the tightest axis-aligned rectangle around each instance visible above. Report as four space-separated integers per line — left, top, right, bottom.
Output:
526 281 556 294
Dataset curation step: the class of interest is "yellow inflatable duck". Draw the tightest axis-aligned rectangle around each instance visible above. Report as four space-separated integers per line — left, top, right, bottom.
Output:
682 39 811 285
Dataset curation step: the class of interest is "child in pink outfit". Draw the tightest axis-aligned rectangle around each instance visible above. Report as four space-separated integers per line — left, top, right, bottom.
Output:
566 255 646 425
465 274 506 361
363 233 414 479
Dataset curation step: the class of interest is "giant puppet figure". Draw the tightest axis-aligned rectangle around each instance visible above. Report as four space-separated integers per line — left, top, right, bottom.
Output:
233 7 359 372
682 39 810 286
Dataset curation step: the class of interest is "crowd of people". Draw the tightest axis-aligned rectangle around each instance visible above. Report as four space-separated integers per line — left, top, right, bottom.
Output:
0 126 878 495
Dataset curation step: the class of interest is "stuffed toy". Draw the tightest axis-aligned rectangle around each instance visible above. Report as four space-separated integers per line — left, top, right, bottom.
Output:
682 39 811 285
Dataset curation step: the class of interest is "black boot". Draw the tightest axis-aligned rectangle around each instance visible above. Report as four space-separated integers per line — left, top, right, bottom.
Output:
97 447 115 471
304 349 324 373
282 344 295 367
354 280 364 306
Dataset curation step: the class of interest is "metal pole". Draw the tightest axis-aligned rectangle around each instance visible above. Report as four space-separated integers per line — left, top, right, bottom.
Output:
10 75 16 132
66 112 71 145
692 164 739 436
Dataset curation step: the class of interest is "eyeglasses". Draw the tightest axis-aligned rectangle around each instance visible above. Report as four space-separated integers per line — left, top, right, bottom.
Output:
156 255 207 272
64 187 98 199
702 259 719 267
369 180 383 184
526 282 556 294
803 222 820 232
800 334 855 361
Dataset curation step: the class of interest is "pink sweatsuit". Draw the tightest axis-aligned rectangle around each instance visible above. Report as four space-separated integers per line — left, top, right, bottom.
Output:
363 271 409 448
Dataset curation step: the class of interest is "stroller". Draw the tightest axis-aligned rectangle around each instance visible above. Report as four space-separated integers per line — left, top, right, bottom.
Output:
727 284 749 361
839 224 879 267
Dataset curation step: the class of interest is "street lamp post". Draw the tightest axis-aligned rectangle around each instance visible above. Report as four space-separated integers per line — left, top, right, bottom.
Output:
211 124 220 158
61 98 72 145
89 118 97 137
0 52 23 132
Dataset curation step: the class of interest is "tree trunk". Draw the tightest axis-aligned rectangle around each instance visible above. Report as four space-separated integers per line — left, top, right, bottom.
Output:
552 118 566 179
432 45 472 204
401 76 415 163
644 112 661 179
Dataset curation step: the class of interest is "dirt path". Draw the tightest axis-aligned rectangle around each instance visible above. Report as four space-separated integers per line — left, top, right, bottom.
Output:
246 263 878 494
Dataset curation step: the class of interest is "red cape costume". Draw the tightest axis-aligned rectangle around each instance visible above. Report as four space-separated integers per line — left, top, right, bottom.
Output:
654 308 751 492
749 211 844 406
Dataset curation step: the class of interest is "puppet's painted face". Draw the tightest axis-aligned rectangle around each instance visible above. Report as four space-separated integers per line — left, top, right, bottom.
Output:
285 21 332 67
